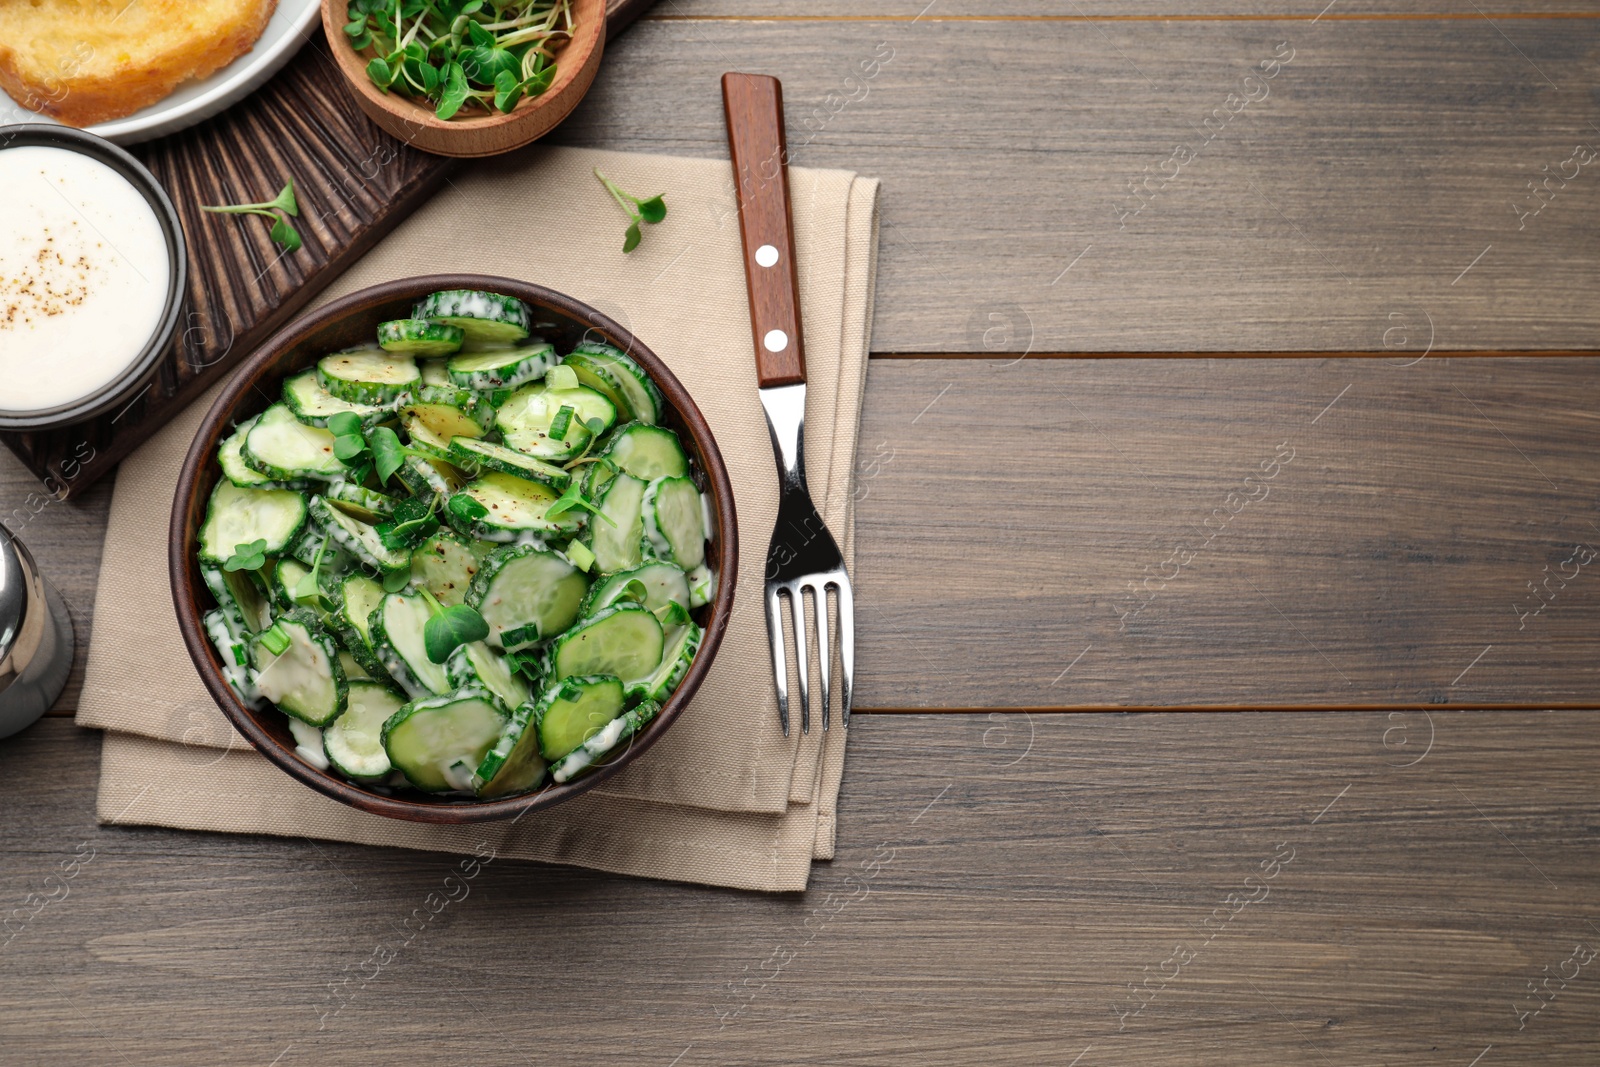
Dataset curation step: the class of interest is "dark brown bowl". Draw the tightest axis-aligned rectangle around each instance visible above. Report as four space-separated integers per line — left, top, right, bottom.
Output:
170 275 737 823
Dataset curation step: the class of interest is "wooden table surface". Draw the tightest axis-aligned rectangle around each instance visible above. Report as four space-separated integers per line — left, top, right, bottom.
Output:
6 4 1600 1063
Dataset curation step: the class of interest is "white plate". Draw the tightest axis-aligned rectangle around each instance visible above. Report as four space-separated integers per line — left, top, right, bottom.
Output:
0 0 322 146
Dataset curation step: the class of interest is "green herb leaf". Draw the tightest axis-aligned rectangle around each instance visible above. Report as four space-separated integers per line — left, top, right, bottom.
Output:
202 180 303 254
493 69 522 113
464 19 495 47
636 195 667 225
332 434 367 463
382 566 413 593
264 178 298 219
370 426 409 486
418 589 489 663
326 412 364 439
257 623 291 657
545 478 612 524
366 56 393 91
268 217 302 253
223 538 268 572
623 221 641 253
435 62 469 120
376 495 441 550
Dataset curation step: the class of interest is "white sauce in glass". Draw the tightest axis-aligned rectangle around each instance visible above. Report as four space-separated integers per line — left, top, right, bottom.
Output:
0 145 170 412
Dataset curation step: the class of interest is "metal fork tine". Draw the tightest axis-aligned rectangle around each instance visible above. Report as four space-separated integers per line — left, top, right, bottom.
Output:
765 587 790 736
790 584 811 734
813 582 832 732
834 576 854 725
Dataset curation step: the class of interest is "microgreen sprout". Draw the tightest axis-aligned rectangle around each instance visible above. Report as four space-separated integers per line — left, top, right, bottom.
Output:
369 425 438 487
327 411 374 483
418 587 489 663
224 539 268 572
203 179 302 252
292 538 337 612
377 494 442 551
594 169 667 252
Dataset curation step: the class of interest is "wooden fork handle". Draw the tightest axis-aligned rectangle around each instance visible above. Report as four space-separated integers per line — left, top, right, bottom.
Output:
722 72 806 388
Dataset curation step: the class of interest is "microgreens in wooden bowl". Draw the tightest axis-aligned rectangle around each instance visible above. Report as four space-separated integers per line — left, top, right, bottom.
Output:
320 0 605 158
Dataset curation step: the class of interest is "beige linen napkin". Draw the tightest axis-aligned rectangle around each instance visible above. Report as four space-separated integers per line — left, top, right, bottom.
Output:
76 146 879 892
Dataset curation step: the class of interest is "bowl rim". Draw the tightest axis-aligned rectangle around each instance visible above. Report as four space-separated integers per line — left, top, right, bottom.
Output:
318 0 605 134
0 124 187 430
169 273 738 823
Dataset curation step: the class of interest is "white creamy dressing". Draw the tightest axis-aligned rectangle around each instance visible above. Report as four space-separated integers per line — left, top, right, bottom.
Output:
552 714 628 783
287 717 330 771
0 146 170 412
255 627 334 709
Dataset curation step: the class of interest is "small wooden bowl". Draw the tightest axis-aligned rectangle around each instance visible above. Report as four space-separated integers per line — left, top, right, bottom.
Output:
320 0 606 158
170 275 738 824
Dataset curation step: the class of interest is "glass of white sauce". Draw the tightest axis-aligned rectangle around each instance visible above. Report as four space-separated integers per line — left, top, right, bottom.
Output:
0 126 186 428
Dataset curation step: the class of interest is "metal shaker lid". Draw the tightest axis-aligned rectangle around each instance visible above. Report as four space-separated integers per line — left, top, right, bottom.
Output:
0 526 40 692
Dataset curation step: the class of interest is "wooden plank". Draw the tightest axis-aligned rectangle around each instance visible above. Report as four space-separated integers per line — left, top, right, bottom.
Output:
555 15 1600 353
2 714 1597 1063
653 3 1600 16
852 356 1600 708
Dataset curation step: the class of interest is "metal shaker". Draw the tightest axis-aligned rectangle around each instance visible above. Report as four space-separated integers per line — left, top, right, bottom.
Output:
0 526 75 740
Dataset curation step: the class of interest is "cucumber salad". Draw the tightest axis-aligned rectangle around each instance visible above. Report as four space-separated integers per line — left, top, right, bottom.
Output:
196 289 716 799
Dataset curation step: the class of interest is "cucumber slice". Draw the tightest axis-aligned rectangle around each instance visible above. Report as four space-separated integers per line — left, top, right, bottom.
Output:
324 681 404 780
565 342 664 426
369 592 453 699
550 700 661 784
584 457 617 500
311 496 412 571
628 621 702 704
642 476 707 570
326 481 398 524
447 342 557 390
466 544 588 652
339 650 371 680
532 674 626 761
287 716 330 770
378 318 465 357
395 455 467 501
446 472 581 543
332 573 393 681
446 641 529 711
401 391 489 441
579 561 690 619
317 345 421 405
550 604 664 684
494 383 616 461
598 423 689 481
244 403 347 482
446 437 569 490
471 696 548 799
412 289 532 345
411 531 488 606
219 415 305 490
281 369 389 429
201 564 273 631
583 472 645 575
202 607 261 706
399 415 455 463
197 479 307 564
687 563 717 609
252 610 347 727
419 358 452 387
382 690 508 792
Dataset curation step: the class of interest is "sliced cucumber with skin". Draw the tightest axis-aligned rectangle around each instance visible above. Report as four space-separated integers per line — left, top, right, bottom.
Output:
446 641 529 711
203 607 261 706
466 544 588 652
324 681 404 780
550 604 664 685
377 318 465 357
326 481 398 523
532 674 626 761
410 530 487 606
582 472 646 575
494 383 616 461
311 496 411 572
252 610 347 727
447 472 581 543
687 563 717 609
281 368 389 429
332 573 392 680
598 424 689 481
551 700 660 784
447 342 557 390
579 561 690 620
369 592 453 699
401 390 490 441
244 403 347 482
339 650 371 680
197 479 307 564
628 621 702 704
382 689 507 792
446 437 569 490
419 358 452 387
413 289 532 345
565 342 663 426
471 696 548 799
317 345 420 404
399 416 455 464
201 564 273 631
642 476 707 570
219 415 305 490
395 455 467 501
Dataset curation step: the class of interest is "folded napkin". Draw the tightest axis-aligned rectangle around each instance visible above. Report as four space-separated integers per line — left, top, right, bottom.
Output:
77 146 880 892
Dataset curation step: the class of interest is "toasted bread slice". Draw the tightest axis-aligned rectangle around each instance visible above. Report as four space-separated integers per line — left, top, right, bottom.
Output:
0 0 279 127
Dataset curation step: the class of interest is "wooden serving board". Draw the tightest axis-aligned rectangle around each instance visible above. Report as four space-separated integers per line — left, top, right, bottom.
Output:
0 0 655 499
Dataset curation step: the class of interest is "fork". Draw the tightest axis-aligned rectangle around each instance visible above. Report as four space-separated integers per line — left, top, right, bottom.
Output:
722 71 854 735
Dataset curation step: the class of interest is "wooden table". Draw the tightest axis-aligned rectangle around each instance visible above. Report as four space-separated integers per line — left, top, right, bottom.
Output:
6 4 1600 1063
